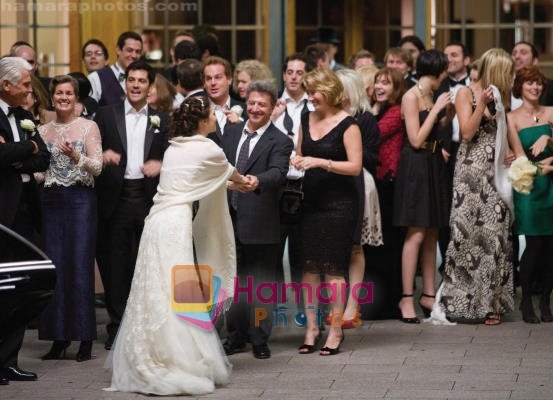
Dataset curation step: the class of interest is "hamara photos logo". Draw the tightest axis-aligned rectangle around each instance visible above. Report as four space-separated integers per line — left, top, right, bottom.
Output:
172 265 373 330
171 265 228 331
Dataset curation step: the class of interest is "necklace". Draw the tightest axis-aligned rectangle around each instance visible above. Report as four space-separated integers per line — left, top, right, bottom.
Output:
416 83 433 112
524 106 542 123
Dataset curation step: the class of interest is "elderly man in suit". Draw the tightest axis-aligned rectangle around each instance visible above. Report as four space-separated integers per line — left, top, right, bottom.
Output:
0 57 50 384
94 60 169 350
222 80 293 359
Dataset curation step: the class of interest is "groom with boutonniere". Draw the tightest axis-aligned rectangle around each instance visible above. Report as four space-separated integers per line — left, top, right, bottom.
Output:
94 60 169 351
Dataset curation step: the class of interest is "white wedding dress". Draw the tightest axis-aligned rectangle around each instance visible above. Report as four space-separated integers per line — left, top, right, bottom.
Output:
106 135 236 396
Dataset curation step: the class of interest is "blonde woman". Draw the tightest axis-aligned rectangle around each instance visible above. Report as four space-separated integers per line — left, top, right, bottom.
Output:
438 48 516 325
291 69 362 355
233 59 273 100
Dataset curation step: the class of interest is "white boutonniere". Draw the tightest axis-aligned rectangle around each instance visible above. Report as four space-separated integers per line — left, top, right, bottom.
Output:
149 115 161 132
20 119 36 132
230 105 243 118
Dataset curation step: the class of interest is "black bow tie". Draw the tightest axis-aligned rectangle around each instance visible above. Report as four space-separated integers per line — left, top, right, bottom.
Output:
448 77 467 87
7 107 15 117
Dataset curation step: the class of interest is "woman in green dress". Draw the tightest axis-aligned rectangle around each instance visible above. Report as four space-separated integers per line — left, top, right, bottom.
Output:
507 65 553 323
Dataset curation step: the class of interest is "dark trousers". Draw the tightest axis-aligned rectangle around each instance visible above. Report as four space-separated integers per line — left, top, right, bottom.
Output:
226 242 280 347
520 236 553 299
0 282 52 368
438 141 459 269
278 222 302 287
96 180 147 339
363 179 403 319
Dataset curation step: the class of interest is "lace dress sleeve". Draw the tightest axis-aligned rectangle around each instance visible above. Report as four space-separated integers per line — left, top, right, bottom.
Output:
76 120 102 176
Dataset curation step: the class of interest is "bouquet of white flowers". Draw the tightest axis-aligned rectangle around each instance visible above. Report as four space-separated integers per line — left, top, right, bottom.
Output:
508 156 538 194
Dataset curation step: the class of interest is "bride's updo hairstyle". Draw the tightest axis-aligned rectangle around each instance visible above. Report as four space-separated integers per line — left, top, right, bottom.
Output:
171 95 210 137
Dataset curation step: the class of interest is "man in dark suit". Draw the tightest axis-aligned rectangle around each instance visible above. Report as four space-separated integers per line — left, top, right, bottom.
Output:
222 80 293 359
173 58 206 110
88 31 143 107
203 56 244 145
435 41 471 273
94 60 169 350
0 57 50 385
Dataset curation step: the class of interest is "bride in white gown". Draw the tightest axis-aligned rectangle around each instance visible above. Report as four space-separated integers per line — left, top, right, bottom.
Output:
106 96 246 396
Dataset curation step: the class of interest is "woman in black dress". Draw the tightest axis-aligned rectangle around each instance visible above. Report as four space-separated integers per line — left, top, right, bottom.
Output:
291 69 362 355
394 50 453 323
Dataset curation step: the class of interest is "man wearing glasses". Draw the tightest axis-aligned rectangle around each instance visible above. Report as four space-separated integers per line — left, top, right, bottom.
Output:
81 39 109 74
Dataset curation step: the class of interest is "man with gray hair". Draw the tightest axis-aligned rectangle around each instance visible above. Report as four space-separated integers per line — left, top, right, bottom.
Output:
0 56 50 385
221 80 293 360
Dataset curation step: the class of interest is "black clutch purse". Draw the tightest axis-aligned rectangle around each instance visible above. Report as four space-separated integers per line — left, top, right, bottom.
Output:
280 179 303 224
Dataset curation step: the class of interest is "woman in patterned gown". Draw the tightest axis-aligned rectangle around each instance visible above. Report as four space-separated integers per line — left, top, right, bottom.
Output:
291 69 362 355
439 48 515 325
507 66 553 323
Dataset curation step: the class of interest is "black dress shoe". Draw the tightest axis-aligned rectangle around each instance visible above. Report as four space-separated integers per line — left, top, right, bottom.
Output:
104 336 114 350
252 344 271 359
3 366 37 381
223 341 246 356
0 376 8 385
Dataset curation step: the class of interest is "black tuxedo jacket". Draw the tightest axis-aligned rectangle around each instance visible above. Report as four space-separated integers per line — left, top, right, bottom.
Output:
93 102 169 219
222 121 292 244
0 107 50 228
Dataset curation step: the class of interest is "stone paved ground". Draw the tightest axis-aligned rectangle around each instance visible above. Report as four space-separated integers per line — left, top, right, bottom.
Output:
3 298 553 400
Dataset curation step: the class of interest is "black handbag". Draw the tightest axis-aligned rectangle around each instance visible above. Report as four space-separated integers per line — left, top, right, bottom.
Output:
280 179 303 224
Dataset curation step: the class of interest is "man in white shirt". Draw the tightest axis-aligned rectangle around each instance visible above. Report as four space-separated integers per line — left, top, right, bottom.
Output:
271 53 313 149
94 60 169 350
271 53 314 290
203 56 244 144
88 31 143 107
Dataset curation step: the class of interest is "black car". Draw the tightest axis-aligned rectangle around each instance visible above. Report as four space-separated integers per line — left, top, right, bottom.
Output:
0 224 56 337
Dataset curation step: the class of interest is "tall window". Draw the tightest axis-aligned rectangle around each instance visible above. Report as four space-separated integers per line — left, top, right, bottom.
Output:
136 0 264 65
0 0 70 76
431 0 553 75
295 0 413 65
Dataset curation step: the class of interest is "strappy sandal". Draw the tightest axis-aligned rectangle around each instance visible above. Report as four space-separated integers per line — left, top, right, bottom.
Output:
484 313 501 326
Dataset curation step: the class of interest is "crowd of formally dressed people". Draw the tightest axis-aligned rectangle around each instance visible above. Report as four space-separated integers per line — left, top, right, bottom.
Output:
2 25 553 395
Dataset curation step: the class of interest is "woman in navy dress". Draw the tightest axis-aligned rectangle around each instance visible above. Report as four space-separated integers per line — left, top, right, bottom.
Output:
38 75 102 361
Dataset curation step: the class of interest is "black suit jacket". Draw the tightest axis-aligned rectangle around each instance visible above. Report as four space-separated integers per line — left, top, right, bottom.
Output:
93 102 169 219
222 121 293 244
0 107 50 228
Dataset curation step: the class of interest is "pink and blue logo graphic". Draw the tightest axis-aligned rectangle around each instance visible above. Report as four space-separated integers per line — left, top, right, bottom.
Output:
171 265 227 330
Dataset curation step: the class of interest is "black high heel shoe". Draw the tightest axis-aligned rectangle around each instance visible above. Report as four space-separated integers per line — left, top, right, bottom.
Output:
399 294 420 324
298 330 322 354
76 341 93 362
419 293 435 318
320 329 344 356
41 340 71 360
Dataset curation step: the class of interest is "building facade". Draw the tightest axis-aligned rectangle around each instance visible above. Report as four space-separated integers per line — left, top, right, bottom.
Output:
1 0 553 77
